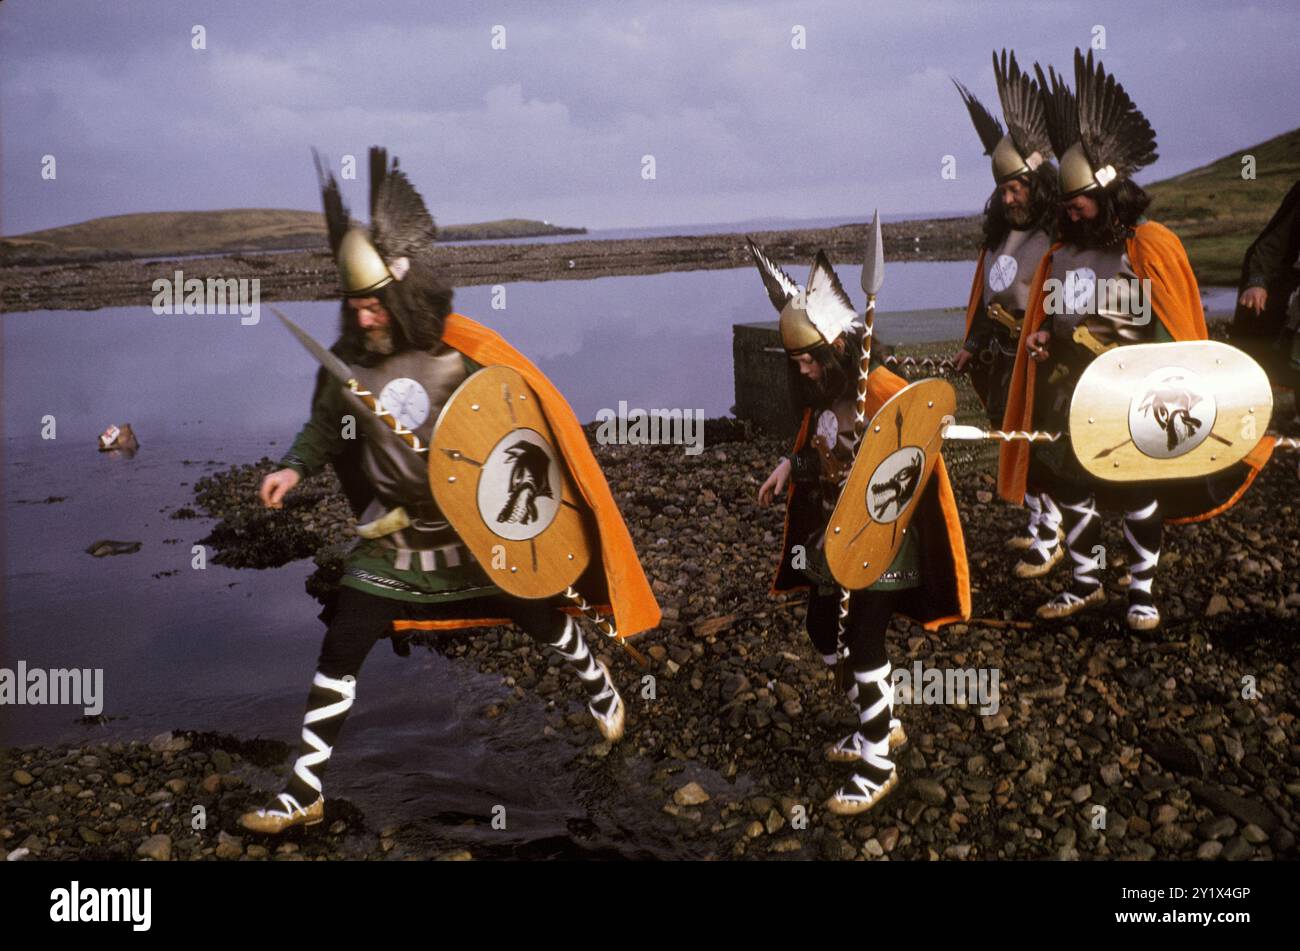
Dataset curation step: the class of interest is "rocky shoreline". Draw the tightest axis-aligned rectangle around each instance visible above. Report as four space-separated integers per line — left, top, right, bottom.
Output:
0 217 981 313
4 362 1299 862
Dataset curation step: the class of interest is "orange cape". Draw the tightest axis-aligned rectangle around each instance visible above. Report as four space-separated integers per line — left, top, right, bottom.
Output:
772 367 971 631
394 313 660 640
997 221 1274 521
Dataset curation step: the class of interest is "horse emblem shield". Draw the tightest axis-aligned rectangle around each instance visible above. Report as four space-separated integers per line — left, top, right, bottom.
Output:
429 365 593 598
1069 341 1273 482
826 378 955 590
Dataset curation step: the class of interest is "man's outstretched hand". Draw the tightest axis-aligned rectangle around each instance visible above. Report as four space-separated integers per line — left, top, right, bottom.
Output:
259 468 301 509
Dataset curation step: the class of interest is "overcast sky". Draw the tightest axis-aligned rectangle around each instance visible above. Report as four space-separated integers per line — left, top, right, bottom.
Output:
2 0 1297 236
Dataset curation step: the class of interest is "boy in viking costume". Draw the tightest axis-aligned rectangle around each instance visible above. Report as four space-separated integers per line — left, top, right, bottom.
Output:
752 242 969 815
1000 51 1266 631
240 149 659 834
953 51 1063 579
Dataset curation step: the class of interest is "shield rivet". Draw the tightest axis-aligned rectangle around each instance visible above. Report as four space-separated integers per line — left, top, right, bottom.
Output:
862 561 869 568
927 401 934 408
873 425 881 433
448 476 456 483
510 566 518 573
1088 416 1095 424
471 403 480 411
833 526 841 534
567 553 574 560
1113 461 1120 468
1118 362 1125 370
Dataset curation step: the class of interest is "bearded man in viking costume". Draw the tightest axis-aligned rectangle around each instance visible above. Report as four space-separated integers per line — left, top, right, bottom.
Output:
239 149 659 834
1000 51 1266 631
953 51 1064 580
752 243 969 815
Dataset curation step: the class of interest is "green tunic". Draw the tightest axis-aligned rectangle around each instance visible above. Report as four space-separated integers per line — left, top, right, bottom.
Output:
279 351 504 604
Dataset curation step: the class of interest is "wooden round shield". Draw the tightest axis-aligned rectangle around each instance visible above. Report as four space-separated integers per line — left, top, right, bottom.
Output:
826 379 956 590
429 365 593 598
1069 341 1274 483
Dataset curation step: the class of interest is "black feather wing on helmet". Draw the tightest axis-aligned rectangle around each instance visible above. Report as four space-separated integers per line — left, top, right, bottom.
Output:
368 146 439 261
953 77 1004 155
1034 62 1078 162
312 148 351 257
1074 48 1158 179
994 49 1052 161
746 237 800 312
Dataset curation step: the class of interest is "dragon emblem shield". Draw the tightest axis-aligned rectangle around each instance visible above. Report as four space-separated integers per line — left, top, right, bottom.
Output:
1128 367 1217 459
866 447 926 523
478 429 563 540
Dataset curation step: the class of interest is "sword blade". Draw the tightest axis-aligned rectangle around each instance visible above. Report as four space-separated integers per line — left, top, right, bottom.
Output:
271 306 355 385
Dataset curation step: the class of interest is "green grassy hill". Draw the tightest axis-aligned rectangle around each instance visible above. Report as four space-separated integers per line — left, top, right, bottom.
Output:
1145 126 1299 285
0 209 584 262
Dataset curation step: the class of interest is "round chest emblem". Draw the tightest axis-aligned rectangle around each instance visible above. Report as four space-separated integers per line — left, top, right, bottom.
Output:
865 446 926 524
1128 366 1217 459
815 409 840 449
987 254 1018 293
378 378 430 431
1063 266 1097 315
477 428 564 540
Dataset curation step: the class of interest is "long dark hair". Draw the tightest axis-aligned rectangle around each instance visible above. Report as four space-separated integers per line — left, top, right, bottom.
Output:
1058 178 1152 249
981 164 1060 249
786 331 864 413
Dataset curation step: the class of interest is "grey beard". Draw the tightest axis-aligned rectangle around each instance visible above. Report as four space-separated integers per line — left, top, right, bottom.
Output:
1005 204 1033 228
363 329 395 355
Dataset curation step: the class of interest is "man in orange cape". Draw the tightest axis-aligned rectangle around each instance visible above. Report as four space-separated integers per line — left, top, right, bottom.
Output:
240 149 658 834
951 50 1064 580
1000 52 1272 631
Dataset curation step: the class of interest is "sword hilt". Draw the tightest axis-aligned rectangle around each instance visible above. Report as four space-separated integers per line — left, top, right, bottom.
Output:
346 380 428 453
563 586 648 667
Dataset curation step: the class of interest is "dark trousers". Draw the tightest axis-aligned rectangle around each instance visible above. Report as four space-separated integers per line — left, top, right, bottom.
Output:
317 587 569 679
804 588 899 672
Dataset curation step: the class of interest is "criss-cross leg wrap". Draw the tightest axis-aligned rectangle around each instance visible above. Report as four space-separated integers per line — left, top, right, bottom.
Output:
1023 492 1043 538
1123 499 1162 622
1038 492 1062 544
832 662 893 771
1039 492 1103 612
292 672 356 795
548 615 617 716
257 671 357 818
1062 495 1102 588
1022 492 1064 566
832 662 896 804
